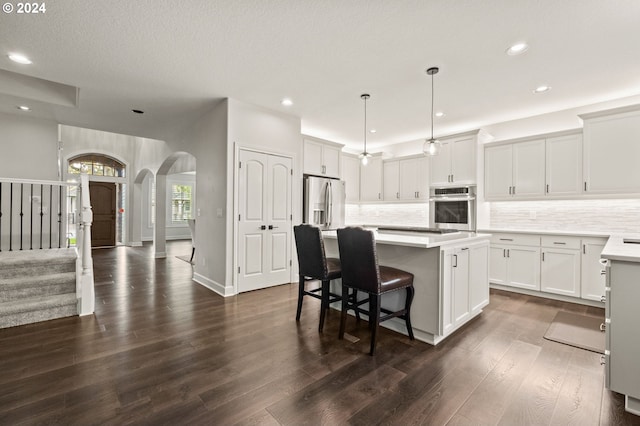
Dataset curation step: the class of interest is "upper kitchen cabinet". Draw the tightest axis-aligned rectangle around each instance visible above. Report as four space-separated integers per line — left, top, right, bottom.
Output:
430 131 478 186
581 105 640 194
545 132 583 196
383 156 429 201
485 138 545 199
303 137 343 178
341 153 360 202
360 154 383 202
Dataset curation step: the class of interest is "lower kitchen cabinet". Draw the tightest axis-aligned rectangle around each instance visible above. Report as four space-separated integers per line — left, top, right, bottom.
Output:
490 243 541 291
581 237 607 301
540 236 581 297
441 240 489 335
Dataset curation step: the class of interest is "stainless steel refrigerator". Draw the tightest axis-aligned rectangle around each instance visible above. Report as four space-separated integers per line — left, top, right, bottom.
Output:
303 175 346 230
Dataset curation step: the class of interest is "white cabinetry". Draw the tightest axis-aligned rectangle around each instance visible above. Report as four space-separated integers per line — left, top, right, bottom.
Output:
545 133 583 196
581 237 607 301
431 134 477 186
604 259 640 414
359 155 383 201
303 138 342 178
540 236 581 297
489 234 541 291
342 153 360 202
441 240 489 336
581 106 640 194
383 156 429 201
485 140 545 199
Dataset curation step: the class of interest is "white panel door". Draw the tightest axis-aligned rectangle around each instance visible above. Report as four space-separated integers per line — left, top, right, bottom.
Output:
512 139 545 197
484 144 513 199
430 140 452 186
469 242 489 315
489 245 508 285
322 144 342 178
546 134 583 196
451 137 476 184
238 150 292 293
399 158 420 200
452 247 470 326
383 160 400 201
342 154 360 202
507 246 541 291
360 156 383 201
540 248 581 297
303 139 323 176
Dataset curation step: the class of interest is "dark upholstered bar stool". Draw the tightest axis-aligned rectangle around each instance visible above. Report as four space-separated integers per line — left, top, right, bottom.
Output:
337 226 415 355
293 224 343 332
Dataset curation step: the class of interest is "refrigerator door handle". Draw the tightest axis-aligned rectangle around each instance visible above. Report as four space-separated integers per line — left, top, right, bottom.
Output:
327 181 333 227
323 181 330 228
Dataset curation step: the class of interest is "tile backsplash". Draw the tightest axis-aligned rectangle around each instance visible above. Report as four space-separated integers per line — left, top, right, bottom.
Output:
346 203 430 227
490 199 640 233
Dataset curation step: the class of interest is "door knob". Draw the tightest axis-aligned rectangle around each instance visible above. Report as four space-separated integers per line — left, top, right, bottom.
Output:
269 225 279 230
260 225 266 230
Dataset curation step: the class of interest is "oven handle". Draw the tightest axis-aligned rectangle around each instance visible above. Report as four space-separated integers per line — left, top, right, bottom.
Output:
429 196 476 202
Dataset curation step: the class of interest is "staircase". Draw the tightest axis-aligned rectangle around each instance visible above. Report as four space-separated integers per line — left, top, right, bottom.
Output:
0 248 78 329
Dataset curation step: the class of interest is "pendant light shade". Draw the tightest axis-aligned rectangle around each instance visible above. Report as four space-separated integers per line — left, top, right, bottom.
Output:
423 67 442 156
359 93 372 166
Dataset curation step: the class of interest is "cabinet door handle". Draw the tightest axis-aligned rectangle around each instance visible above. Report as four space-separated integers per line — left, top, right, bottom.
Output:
507 249 510 258
397 192 400 199
378 193 381 199
583 244 586 254
600 269 607 276
584 182 587 191
512 186 516 195
542 252 545 261
503 249 506 257
461 247 469 251
546 184 549 193
453 254 458 268
508 186 512 195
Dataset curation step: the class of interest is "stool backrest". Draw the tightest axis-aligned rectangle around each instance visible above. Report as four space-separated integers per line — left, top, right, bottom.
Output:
294 224 328 279
337 227 380 293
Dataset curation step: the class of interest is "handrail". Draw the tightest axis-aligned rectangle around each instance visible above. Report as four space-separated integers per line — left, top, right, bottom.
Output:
0 177 79 186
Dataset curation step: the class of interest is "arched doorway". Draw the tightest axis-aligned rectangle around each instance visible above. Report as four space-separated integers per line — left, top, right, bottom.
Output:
67 154 127 247
154 152 196 258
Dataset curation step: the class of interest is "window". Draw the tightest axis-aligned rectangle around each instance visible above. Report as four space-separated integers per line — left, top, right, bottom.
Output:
68 154 125 177
171 184 192 223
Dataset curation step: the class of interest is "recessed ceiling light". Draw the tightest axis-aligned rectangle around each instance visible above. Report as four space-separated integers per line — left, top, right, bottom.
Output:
17 105 30 111
533 85 551 93
8 53 32 64
132 109 144 114
281 98 293 106
369 129 377 133
506 42 529 56
435 111 445 118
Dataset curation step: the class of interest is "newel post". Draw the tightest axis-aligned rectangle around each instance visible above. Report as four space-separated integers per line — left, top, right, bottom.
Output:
78 173 95 315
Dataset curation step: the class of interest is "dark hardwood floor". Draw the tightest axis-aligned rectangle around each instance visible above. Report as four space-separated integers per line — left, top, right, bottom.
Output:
1 240 639 425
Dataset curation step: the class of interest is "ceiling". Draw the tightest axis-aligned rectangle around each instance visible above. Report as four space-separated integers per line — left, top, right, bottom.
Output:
1 0 639 150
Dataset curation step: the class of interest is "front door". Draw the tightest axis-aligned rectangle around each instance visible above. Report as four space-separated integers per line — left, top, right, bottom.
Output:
89 181 116 247
237 150 292 293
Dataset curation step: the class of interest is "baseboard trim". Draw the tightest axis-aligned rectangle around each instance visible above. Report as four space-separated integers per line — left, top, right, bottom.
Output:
128 241 143 247
154 252 167 259
490 283 605 308
193 273 234 297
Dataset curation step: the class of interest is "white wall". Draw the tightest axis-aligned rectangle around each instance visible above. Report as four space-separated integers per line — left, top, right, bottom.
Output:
0 111 58 180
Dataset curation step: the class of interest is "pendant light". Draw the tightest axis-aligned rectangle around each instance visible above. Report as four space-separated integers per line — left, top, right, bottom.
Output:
423 67 442 156
359 94 372 166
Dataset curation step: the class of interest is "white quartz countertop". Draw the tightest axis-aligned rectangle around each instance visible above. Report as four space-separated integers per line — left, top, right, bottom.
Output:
601 234 640 263
322 229 491 249
477 228 612 238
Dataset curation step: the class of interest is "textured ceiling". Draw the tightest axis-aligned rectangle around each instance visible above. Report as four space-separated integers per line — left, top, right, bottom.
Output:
0 0 639 149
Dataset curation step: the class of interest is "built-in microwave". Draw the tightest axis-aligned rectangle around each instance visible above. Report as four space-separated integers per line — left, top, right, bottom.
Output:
429 186 476 231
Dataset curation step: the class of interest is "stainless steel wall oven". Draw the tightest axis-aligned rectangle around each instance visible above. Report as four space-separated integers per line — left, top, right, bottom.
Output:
429 186 476 231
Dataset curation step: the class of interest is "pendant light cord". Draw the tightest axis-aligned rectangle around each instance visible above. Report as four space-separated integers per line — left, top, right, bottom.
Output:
430 71 434 141
364 95 367 153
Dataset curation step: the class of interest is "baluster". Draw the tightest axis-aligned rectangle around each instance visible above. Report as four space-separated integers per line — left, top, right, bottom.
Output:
49 185 53 249
30 184 33 250
0 182 3 252
58 185 62 248
19 183 24 250
9 183 13 251
40 185 44 249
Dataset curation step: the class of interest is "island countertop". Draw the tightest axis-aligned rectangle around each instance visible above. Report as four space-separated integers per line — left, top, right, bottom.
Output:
601 233 640 263
322 228 491 249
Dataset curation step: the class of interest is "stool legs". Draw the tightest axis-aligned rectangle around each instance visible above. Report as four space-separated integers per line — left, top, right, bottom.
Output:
404 286 415 340
319 280 330 332
295 275 305 322
369 294 381 355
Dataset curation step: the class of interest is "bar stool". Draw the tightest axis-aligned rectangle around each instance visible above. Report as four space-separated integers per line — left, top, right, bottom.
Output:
293 224 343 332
337 226 415 355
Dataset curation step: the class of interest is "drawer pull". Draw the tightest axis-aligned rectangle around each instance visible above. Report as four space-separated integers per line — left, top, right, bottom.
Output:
553 242 566 245
499 238 513 241
600 323 606 332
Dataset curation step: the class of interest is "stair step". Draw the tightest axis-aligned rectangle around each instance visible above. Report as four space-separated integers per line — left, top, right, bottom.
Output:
0 248 77 279
0 293 77 329
0 272 76 303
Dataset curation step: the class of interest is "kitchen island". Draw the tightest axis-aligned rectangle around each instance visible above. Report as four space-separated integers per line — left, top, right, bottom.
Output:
322 228 491 345
601 234 640 416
